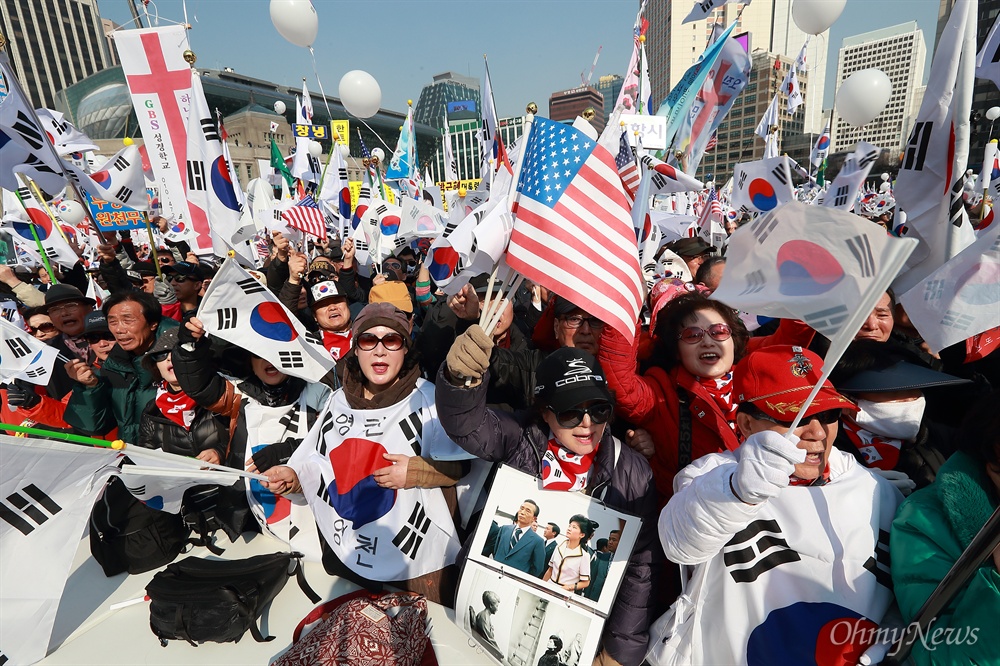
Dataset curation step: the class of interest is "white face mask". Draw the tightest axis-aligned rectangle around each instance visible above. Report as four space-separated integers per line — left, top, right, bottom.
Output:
855 396 926 441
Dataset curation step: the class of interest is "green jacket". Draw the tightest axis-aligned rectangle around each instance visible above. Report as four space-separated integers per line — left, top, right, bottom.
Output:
890 451 1000 665
64 319 179 444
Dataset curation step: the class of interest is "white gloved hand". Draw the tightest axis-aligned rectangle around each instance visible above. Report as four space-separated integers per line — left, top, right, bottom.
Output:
873 468 917 496
731 430 806 504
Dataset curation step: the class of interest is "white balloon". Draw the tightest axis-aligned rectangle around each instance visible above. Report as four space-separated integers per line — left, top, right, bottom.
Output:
836 69 892 127
791 0 847 35
338 70 382 119
269 0 318 48
880 182 891 192
371 147 385 162
987 106 1000 121
338 144 351 158
881 172 890 181
273 100 286 115
308 140 323 157
56 200 87 225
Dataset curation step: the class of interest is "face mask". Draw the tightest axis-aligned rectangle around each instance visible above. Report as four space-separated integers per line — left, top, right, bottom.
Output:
855 396 925 441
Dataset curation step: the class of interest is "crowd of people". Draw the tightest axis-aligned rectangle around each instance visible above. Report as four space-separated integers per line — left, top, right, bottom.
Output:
2 203 998 666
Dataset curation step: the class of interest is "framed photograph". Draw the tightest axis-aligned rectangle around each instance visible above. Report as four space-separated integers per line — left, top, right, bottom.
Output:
456 560 604 666
464 465 642 617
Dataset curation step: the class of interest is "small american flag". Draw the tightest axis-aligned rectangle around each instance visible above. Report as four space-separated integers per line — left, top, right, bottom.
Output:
508 117 643 344
615 131 640 203
705 132 718 152
696 187 723 238
282 194 327 239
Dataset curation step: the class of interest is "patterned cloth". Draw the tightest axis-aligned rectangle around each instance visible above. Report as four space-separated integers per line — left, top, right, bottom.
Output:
154 384 198 430
541 436 598 491
698 373 738 435
840 415 902 471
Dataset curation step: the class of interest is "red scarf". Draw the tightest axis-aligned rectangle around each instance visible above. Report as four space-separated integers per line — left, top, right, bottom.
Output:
789 465 831 487
698 373 737 434
541 436 597 491
155 384 199 430
322 330 352 361
841 415 901 471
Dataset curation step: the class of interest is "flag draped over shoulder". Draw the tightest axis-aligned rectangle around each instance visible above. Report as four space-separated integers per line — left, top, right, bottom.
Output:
711 201 917 339
899 223 1000 353
0 435 119 665
507 117 643 343
197 259 335 382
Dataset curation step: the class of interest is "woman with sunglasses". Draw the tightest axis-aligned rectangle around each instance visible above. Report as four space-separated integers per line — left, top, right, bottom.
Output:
436 336 661 666
263 303 479 604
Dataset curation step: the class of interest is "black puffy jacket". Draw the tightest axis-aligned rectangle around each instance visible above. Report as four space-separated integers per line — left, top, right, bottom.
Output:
136 396 231 461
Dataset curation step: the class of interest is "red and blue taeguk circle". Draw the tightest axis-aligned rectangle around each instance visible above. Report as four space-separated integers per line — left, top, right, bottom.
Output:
326 438 395 528
748 178 779 211
776 240 845 296
249 302 299 342
210 156 241 212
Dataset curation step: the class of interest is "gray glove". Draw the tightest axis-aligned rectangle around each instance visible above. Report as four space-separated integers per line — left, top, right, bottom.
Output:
731 430 806 504
446 324 494 385
873 469 916 496
152 276 177 305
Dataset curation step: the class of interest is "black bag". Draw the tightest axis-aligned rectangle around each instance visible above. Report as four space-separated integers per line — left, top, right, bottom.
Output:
146 551 320 647
90 477 190 576
181 484 256 555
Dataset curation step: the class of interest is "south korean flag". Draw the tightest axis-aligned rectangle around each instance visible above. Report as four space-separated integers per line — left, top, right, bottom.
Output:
0 317 59 385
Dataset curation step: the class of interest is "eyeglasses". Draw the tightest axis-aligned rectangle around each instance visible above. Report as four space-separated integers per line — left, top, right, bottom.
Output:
559 315 605 330
47 302 84 315
86 332 115 344
384 261 403 271
549 402 613 428
356 331 406 351
678 323 732 344
28 322 57 335
168 275 195 284
148 350 171 363
749 407 842 428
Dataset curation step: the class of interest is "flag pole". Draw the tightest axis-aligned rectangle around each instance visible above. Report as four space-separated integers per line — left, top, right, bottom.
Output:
11 179 59 284
24 177 74 247
143 213 163 279
1 423 119 447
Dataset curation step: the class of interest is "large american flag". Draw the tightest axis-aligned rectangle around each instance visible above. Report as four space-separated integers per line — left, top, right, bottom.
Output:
508 117 643 344
615 131 640 204
282 194 327 239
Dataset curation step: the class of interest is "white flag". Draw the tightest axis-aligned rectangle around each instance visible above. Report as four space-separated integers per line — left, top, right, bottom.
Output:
118 464 239 514
73 144 150 211
712 201 917 338
640 154 704 194
731 156 795 214
780 66 803 114
975 11 1000 91
34 108 99 156
683 0 743 24
442 114 459 183
197 258 335 382
291 83 319 182
899 223 1000 353
0 186 81 269
811 122 831 167
755 94 780 140
822 142 880 211
0 317 59 384
0 435 118 665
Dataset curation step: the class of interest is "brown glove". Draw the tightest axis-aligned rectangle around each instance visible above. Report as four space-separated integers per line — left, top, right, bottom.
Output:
446 324 494 386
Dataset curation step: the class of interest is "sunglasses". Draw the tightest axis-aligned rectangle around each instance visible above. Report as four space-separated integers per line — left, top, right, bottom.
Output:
29 322 57 334
158 257 173 264
750 407 842 427
148 350 171 363
86 332 115 344
356 331 406 352
678 323 732 344
168 275 196 284
549 402 613 428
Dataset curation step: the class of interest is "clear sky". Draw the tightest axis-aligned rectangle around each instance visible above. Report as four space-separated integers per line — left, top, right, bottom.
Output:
97 0 943 118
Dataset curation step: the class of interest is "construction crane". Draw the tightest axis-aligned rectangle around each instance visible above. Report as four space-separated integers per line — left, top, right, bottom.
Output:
580 45 603 87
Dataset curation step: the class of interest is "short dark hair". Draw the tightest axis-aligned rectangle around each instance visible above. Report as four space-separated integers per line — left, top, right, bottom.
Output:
694 256 726 285
103 290 162 329
523 499 540 517
547 522 560 536
596 538 609 551
549 635 563 651
568 514 597 545
650 292 750 371
609 529 621 537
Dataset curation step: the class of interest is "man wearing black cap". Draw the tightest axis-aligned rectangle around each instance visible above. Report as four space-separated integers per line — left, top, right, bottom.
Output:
83 311 116 369
40 284 97 400
663 237 715 276
162 261 204 316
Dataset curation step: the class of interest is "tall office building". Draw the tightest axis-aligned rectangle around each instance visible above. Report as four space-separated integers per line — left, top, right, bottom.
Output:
548 86 606 133
1 0 111 109
595 74 624 120
646 0 828 134
413 71 481 132
425 115 525 185
832 23 926 155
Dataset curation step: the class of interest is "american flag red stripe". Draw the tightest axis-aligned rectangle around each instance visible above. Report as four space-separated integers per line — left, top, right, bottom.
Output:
696 189 723 236
282 194 327 239
615 131 640 204
508 117 643 343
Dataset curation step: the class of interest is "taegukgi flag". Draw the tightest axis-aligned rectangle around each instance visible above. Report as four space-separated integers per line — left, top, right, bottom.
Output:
731 156 795 214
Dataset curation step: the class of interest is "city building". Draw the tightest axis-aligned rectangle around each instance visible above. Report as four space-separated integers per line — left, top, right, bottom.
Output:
698 51 810 183
1 0 112 109
595 74 624 120
101 19 119 67
646 0 828 134
832 22 926 155
548 86 606 133
413 71 481 132
424 115 526 185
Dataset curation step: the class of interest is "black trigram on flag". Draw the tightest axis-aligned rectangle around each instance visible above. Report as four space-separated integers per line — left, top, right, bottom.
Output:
803 304 850 336
43 246 59 259
833 185 850 208
11 110 45 151
115 186 134 202
201 118 221 143
304 330 324 348
737 171 748 189
273 208 283 222
845 235 875 277
337 166 348 181
375 203 389 217
393 502 431 560
236 277 266 295
740 269 766 295
770 164 788 185
24 366 47 379
187 160 206 191
399 411 423 454
277 404 301 434
749 212 779 244
5 337 32 359
1 648 8 664
941 310 975 330
857 147 878 170
863 528 892 589
113 155 130 171
922 279 946 301
948 177 966 228
16 186 31 201
216 307 238 330
723 519 800 583
0 483 62 536
278 350 304 369
902 122 932 171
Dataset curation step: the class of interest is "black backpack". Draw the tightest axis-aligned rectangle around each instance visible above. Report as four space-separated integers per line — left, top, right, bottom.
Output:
90 476 191 576
145 551 319 646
